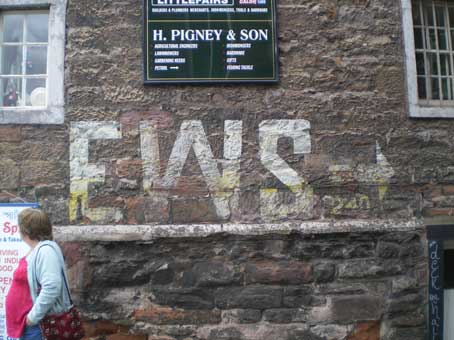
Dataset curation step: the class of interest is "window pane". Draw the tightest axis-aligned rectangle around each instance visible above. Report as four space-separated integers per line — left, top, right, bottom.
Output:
427 52 439 75
431 77 440 99
436 6 445 27
26 46 47 75
438 29 448 50
3 15 23 43
442 78 452 99
1 46 23 75
26 14 48 43
25 78 46 106
426 5 435 26
429 29 437 49
413 2 422 25
418 77 427 99
1 78 22 107
416 52 426 75
449 7 454 27
440 54 451 75
414 28 424 49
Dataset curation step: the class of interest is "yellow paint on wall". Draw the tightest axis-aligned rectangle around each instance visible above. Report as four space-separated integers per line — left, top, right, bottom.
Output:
69 190 87 222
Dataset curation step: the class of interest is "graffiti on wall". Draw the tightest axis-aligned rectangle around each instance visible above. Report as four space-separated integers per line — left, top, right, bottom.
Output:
69 119 394 223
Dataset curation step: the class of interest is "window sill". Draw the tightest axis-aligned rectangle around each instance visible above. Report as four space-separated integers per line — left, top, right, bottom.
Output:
409 103 454 118
0 106 64 124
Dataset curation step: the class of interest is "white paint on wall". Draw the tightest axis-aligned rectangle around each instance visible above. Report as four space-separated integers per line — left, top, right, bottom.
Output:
69 121 122 222
69 119 396 222
328 141 395 202
140 120 243 219
140 120 161 193
259 119 316 221
259 119 311 188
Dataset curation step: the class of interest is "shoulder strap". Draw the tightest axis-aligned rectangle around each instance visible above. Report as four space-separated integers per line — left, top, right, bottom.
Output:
34 243 73 305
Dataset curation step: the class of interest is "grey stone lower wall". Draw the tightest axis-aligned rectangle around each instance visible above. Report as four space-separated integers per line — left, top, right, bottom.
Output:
62 224 428 340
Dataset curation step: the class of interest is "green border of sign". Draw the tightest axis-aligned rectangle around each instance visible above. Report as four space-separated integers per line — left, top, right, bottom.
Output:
142 0 279 84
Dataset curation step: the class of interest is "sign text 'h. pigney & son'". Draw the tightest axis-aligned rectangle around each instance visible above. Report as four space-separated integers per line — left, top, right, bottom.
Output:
143 0 279 83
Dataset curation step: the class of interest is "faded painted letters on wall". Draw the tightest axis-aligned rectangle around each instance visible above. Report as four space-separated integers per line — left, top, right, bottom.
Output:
69 119 394 223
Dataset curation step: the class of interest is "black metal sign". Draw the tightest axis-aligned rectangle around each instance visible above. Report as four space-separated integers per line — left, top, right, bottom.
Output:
428 239 444 340
143 0 279 83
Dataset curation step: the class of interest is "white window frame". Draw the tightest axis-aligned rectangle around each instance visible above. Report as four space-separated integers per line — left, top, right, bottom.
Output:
402 0 454 117
0 0 66 124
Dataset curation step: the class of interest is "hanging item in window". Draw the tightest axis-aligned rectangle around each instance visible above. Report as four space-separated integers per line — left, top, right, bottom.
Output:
3 80 18 107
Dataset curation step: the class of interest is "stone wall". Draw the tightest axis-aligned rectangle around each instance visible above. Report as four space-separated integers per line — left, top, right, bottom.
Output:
0 0 451 338
62 228 426 340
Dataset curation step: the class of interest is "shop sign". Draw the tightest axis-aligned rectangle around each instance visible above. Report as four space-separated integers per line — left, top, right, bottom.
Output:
143 0 279 83
0 203 38 340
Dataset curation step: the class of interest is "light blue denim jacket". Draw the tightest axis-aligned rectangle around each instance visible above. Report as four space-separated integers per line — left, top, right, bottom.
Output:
26 240 72 325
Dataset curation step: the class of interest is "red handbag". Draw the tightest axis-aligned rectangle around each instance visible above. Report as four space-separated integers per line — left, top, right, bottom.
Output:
35 244 85 340
40 306 85 340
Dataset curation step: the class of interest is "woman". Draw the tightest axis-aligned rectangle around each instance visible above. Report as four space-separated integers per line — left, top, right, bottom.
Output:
5 208 72 340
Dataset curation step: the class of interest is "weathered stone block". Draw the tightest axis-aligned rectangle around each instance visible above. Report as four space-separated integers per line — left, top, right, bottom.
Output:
0 127 21 142
331 295 383 322
134 307 221 325
377 242 401 258
83 320 125 337
148 336 176 340
20 161 67 186
91 261 151 287
244 260 313 284
150 264 175 285
311 324 352 340
215 286 282 309
152 288 215 309
171 198 219 223
0 159 19 189
423 207 454 217
182 261 240 287
282 286 313 307
221 309 262 324
338 259 402 279
313 262 335 283
391 276 418 294
387 293 423 314
125 195 169 224
115 159 143 178
347 321 380 340
106 334 147 340
263 308 298 323
387 310 425 327
442 185 454 195
207 326 245 340
291 240 375 260
382 327 426 340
